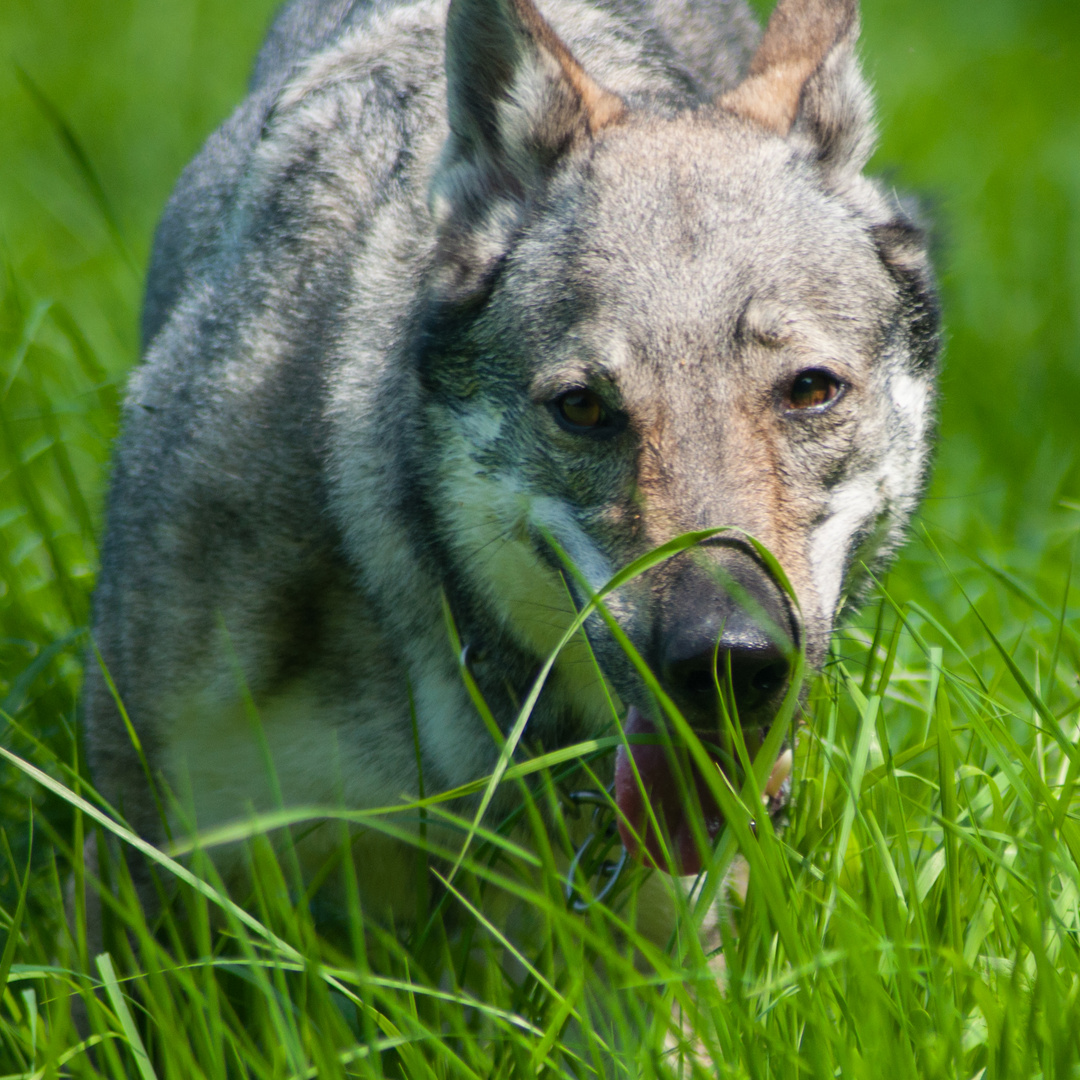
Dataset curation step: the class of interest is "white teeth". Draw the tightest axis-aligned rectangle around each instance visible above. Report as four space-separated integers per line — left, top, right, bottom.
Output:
764 748 793 800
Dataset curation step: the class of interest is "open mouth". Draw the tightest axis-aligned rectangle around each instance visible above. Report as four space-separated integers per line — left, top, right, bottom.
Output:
614 706 793 876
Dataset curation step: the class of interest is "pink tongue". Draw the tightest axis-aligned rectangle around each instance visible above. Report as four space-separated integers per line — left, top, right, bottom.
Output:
615 707 725 876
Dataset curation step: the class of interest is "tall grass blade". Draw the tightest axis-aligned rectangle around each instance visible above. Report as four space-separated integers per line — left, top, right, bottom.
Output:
96 951 159 1080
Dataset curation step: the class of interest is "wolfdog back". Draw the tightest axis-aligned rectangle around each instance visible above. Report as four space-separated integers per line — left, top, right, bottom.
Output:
86 0 939 919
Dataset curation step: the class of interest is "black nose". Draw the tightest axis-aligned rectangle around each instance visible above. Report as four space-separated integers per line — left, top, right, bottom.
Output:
653 548 799 727
662 617 791 726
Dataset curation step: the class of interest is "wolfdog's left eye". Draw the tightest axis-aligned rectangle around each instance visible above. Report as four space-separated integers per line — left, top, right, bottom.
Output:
555 389 606 431
787 370 841 411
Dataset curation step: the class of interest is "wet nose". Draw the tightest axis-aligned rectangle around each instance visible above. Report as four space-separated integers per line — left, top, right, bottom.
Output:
655 551 798 727
663 621 791 725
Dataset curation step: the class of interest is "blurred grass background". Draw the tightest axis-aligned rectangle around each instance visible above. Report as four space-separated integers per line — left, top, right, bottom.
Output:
0 0 1079 1076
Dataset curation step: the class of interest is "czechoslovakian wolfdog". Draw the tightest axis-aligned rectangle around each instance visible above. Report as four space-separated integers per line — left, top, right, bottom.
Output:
86 0 939 958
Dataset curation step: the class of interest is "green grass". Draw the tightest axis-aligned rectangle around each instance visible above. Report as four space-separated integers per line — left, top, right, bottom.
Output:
1 0 1079 1076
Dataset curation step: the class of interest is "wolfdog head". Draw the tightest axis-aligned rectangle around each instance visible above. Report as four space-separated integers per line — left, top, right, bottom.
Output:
412 0 939 874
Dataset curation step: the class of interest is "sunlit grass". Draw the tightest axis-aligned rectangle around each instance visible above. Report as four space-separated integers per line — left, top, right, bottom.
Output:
2 563 1079 1077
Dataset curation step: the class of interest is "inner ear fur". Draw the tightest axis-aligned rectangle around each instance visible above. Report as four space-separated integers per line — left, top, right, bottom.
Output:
720 0 874 173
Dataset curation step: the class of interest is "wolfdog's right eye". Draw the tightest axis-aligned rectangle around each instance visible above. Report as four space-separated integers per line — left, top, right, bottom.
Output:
786 370 842 411
555 389 606 432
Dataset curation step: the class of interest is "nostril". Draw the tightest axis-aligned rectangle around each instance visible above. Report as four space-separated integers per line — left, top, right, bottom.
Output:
683 667 716 699
751 660 789 697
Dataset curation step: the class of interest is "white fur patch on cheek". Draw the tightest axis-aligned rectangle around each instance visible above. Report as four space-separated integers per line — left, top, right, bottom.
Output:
456 403 506 447
436 421 576 654
528 495 614 600
808 474 884 624
435 421 617 723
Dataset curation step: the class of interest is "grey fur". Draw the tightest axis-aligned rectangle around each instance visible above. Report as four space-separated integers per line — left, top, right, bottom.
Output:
88 0 938 924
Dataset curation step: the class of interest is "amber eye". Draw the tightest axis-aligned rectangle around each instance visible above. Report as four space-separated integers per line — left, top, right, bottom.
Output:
787 369 842 411
556 389 605 430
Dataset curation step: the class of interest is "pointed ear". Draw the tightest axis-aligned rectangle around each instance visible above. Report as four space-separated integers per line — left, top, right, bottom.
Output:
719 0 874 174
429 0 625 298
